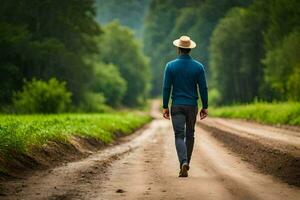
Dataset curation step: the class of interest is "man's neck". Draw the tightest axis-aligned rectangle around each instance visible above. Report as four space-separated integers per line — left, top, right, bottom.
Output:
178 53 191 59
178 53 190 56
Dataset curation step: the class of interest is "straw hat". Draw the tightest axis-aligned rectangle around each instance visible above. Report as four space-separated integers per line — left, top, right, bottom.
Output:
173 35 196 49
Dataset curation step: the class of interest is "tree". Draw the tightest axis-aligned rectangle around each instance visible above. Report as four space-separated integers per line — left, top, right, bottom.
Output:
209 5 266 104
90 62 127 107
262 0 300 100
186 0 252 68
98 21 151 106
264 0 300 51
95 0 150 37
263 30 300 100
143 0 186 96
0 0 101 106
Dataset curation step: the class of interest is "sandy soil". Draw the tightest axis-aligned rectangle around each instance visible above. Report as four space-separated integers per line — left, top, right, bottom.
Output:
202 118 300 155
1 101 299 199
201 118 300 186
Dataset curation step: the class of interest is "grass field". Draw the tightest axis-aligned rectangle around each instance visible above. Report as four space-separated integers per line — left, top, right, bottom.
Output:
0 112 151 157
210 102 300 126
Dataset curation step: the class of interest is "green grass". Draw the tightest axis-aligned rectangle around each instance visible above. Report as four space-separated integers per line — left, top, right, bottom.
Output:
210 102 300 126
0 112 151 157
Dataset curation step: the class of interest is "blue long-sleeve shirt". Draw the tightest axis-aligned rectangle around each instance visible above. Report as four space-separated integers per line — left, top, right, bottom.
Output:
162 54 208 109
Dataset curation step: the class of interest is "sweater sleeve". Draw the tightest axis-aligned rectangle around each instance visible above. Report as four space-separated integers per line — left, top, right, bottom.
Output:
162 64 172 109
198 66 208 109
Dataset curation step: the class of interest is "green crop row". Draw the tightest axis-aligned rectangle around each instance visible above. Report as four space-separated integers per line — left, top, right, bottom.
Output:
210 102 300 126
0 112 151 156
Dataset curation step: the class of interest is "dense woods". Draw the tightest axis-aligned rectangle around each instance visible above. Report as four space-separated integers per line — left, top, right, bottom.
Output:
143 0 300 105
95 0 150 37
0 0 299 113
0 0 150 113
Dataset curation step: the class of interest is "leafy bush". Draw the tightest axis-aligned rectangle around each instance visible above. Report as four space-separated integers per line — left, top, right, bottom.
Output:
91 63 127 107
13 78 72 113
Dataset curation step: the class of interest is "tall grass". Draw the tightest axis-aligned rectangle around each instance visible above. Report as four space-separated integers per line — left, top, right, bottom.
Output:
0 113 151 156
210 102 300 126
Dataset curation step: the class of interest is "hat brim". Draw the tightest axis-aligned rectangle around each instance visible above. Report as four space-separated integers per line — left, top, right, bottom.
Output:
173 39 196 49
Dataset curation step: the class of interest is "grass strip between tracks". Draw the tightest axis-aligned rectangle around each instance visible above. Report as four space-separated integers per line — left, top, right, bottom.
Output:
210 102 300 126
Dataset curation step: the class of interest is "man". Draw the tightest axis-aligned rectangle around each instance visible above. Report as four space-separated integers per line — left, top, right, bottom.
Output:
162 35 208 177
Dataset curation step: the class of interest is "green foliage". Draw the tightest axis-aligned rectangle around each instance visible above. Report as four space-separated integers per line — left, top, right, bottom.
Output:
287 67 300 100
209 4 266 104
260 0 300 101
77 92 111 113
264 0 300 51
91 63 127 107
0 22 30 104
207 88 221 106
99 21 151 106
13 78 72 113
185 0 253 69
1 0 300 110
210 102 300 126
144 0 299 104
0 0 101 107
0 0 153 111
95 0 150 37
263 31 300 101
0 112 151 156
143 0 252 96
143 0 186 96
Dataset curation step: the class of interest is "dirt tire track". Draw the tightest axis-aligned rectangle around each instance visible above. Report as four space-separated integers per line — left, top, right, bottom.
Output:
95 116 300 200
200 120 300 186
1 101 299 199
0 124 152 200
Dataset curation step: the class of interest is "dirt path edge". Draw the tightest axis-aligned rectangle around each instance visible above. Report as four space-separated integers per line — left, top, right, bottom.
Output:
200 123 300 187
0 123 150 182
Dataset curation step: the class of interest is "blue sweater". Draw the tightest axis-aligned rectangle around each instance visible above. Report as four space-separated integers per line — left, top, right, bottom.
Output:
162 54 208 109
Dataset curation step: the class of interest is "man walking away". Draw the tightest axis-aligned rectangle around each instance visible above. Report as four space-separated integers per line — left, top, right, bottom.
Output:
162 35 208 177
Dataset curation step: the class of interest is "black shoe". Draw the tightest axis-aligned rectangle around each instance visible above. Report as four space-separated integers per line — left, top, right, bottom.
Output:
186 164 190 171
179 163 189 177
179 163 190 171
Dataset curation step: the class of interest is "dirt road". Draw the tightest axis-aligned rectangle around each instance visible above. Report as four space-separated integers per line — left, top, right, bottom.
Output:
2 101 300 199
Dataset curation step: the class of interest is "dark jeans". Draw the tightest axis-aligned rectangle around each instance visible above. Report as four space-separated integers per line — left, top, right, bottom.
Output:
171 105 198 169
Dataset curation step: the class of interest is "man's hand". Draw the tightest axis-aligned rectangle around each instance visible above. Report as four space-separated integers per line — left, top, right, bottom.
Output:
200 108 208 120
163 108 170 119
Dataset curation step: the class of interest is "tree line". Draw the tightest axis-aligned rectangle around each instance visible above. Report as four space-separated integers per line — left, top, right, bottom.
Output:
0 0 150 113
143 0 300 104
95 0 150 37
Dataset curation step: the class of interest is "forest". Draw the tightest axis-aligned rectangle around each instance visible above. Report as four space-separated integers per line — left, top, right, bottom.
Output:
0 0 299 113
0 0 150 113
144 0 300 106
